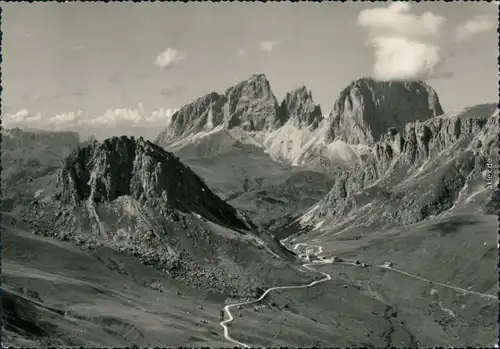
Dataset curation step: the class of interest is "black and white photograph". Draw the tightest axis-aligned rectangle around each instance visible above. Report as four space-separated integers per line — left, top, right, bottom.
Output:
1 2 499 347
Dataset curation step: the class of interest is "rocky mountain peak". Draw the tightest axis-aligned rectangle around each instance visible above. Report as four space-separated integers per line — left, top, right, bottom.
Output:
326 77 444 145
307 103 497 229
223 73 286 131
155 91 226 144
280 85 323 130
155 74 288 147
55 136 249 230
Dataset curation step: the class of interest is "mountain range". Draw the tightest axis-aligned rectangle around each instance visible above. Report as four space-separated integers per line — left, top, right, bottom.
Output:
3 73 498 347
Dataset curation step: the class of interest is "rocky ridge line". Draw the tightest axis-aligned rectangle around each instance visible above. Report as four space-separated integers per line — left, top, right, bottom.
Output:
325 77 444 146
307 104 497 228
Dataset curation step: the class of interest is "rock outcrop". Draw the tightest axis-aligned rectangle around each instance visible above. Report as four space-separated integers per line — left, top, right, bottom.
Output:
302 103 497 229
26 136 311 298
280 86 323 130
155 92 226 143
224 73 286 131
156 74 286 147
55 136 249 230
326 78 444 146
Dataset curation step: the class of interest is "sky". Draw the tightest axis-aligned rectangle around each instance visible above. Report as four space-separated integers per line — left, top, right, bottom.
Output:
2 2 498 140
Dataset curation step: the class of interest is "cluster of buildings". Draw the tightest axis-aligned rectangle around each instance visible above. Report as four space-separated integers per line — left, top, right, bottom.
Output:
298 253 320 262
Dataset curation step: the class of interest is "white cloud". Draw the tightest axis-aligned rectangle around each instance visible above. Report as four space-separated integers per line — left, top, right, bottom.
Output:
455 15 496 41
7 109 30 122
154 48 187 69
370 37 444 81
357 3 448 81
3 106 179 132
47 110 82 125
236 48 247 57
259 40 280 52
358 3 446 38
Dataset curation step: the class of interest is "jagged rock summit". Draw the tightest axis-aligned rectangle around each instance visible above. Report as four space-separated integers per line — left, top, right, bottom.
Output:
159 91 226 140
224 73 286 131
26 136 308 297
55 135 249 230
280 86 323 130
156 73 287 146
297 103 497 232
326 77 444 146
155 75 446 169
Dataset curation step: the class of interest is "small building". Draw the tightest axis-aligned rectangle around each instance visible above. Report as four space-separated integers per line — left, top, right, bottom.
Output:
383 261 393 268
298 254 308 260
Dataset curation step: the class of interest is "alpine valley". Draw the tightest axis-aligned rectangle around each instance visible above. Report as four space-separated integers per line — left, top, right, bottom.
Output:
3 74 498 347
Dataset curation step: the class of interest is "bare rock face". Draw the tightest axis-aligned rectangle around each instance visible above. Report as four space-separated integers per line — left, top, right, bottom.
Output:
155 74 287 147
280 86 323 130
155 92 226 144
308 104 497 228
55 136 249 231
223 73 286 131
326 78 444 146
26 136 307 297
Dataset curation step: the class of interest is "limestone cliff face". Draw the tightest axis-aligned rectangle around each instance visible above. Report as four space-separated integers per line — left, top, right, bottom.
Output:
280 86 323 130
55 136 248 230
26 136 306 298
307 104 497 228
155 92 226 145
155 74 286 148
326 78 444 146
223 73 286 131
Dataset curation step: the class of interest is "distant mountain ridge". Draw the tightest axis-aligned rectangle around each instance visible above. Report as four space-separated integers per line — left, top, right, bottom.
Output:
1 128 81 210
293 103 498 236
155 74 287 145
325 77 444 145
155 74 444 168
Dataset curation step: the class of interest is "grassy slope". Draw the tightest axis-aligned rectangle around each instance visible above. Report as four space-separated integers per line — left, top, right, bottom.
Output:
2 217 233 347
179 142 335 227
252 211 497 347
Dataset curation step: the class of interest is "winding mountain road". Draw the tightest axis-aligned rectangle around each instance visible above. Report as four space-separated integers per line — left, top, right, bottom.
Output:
219 243 329 348
380 265 497 301
219 242 498 347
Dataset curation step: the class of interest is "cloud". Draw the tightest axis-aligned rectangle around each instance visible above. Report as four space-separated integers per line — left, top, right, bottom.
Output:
4 109 43 125
3 106 179 132
358 3 446 38
369 37 446 81
7 109 30 122
455 15 496 41
259 40 280 52
358 3 497 81
154 48 187 69
236 48 247 57
357 3 449 81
